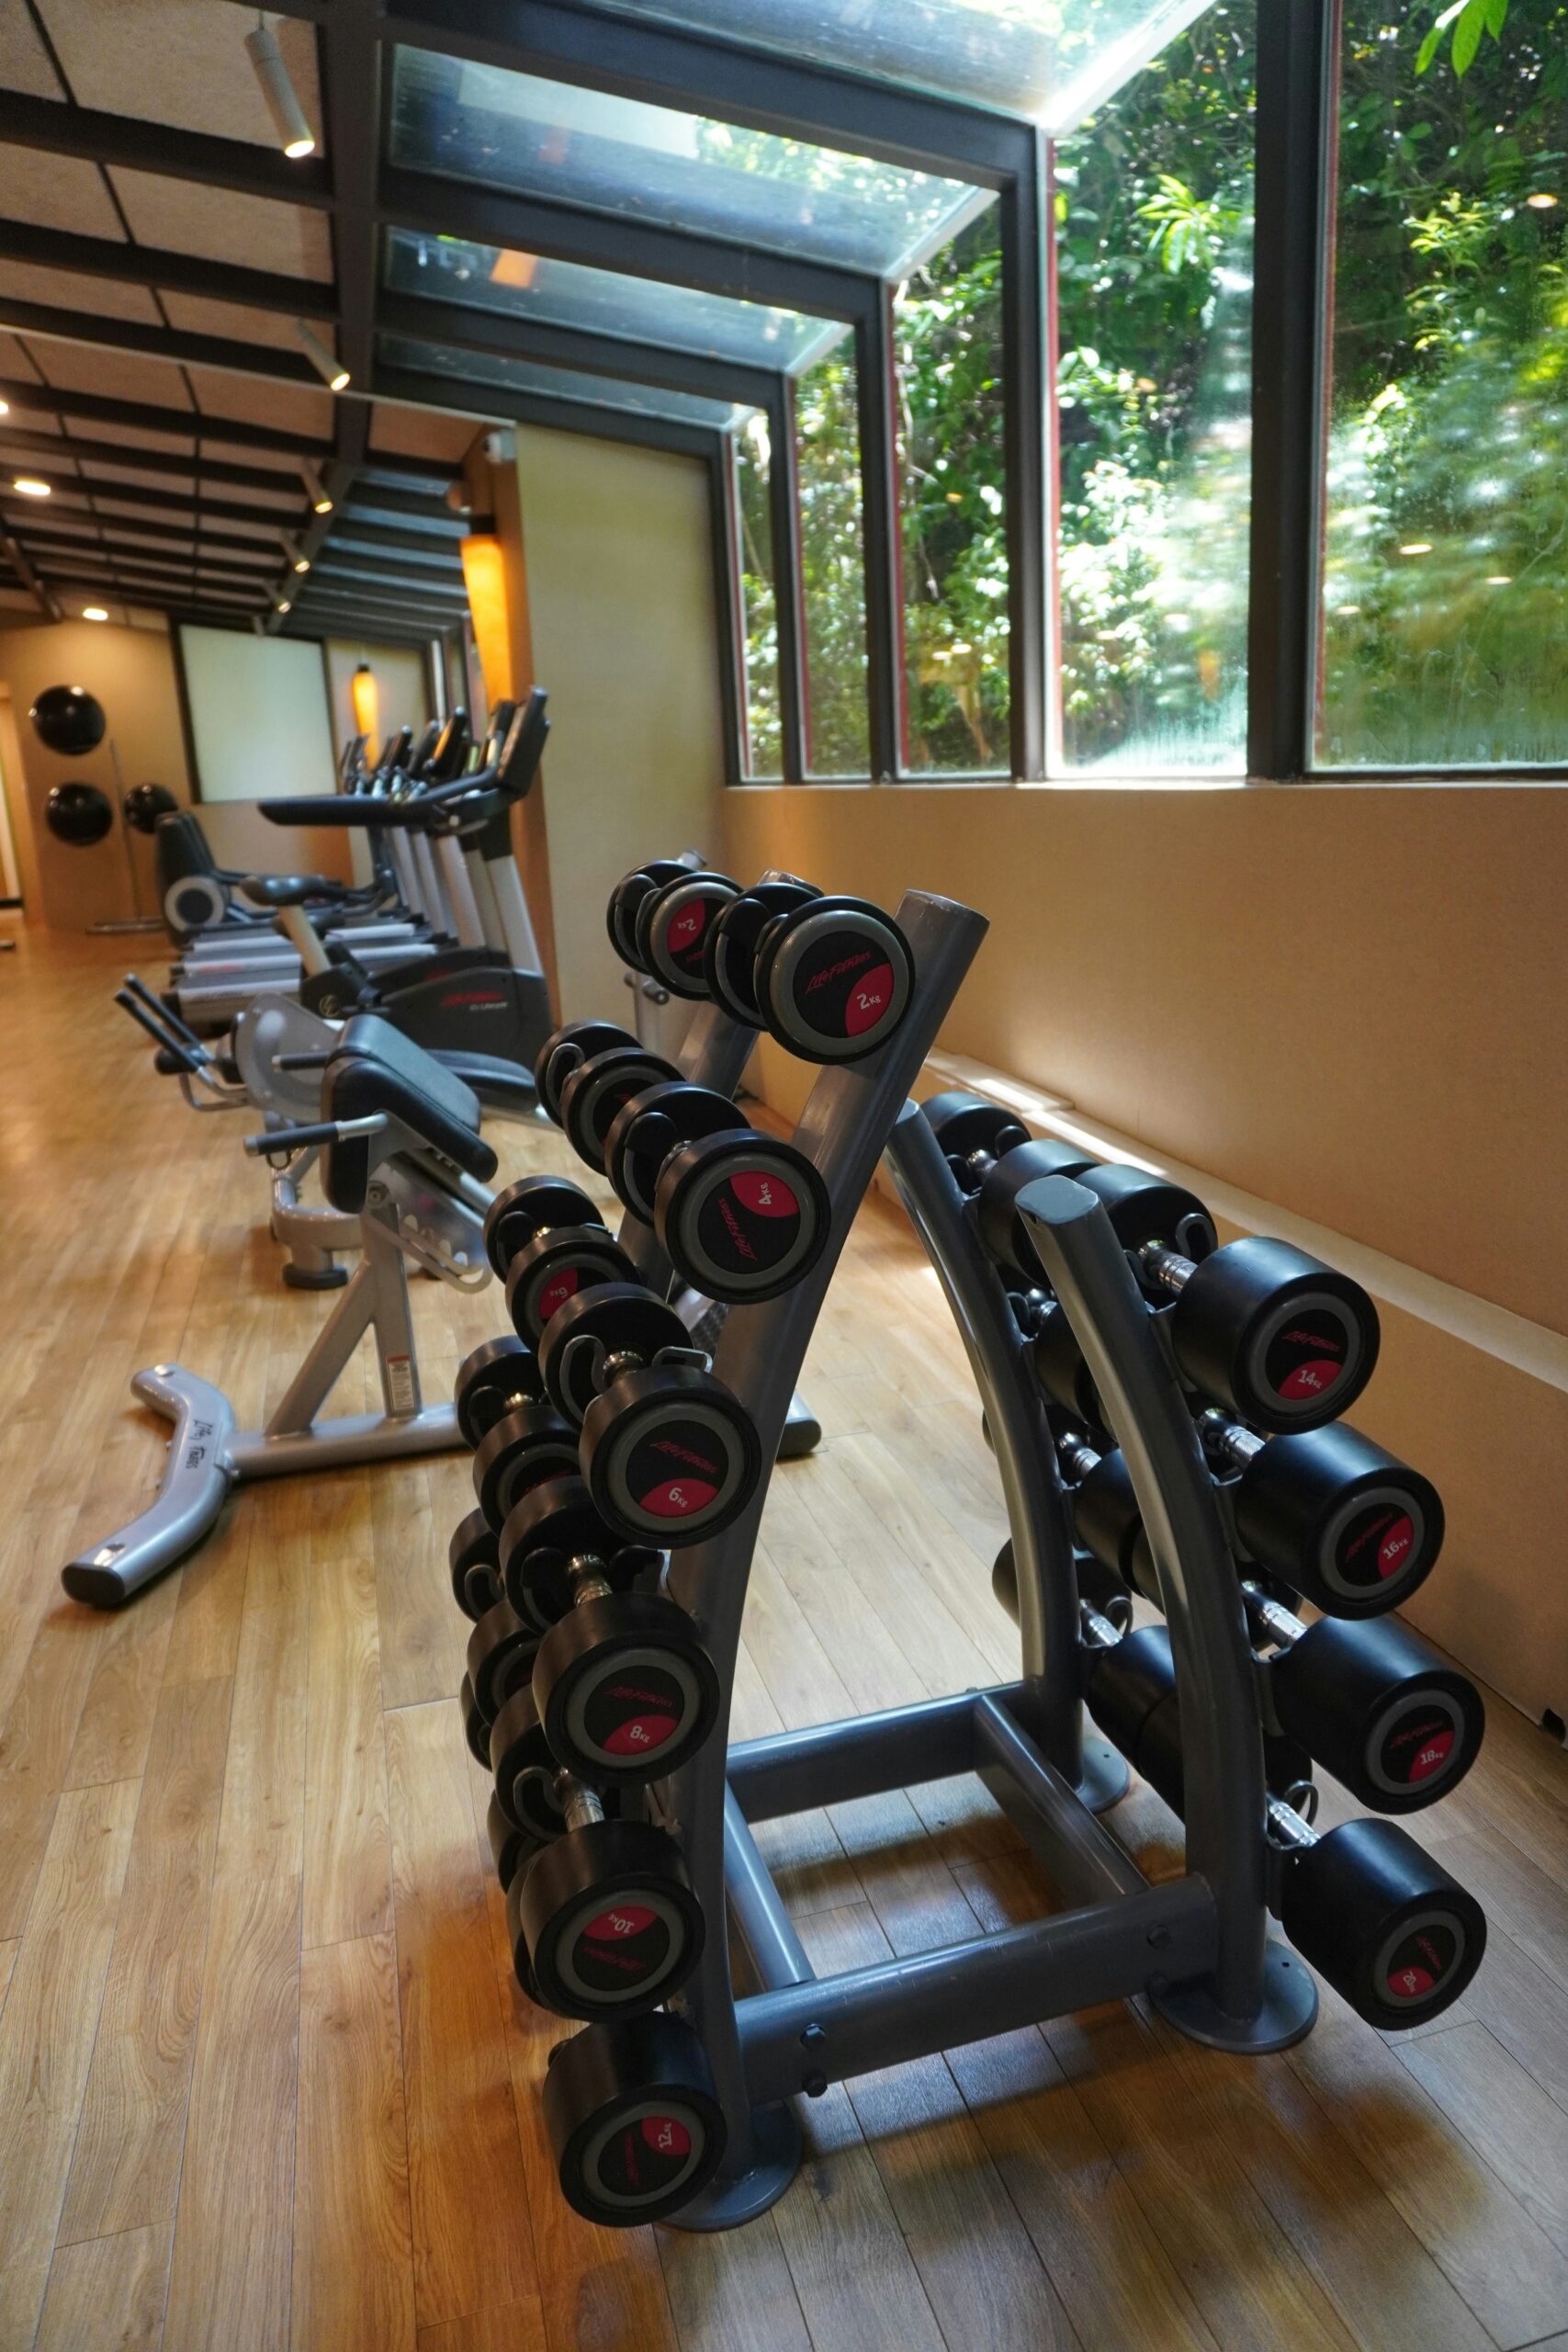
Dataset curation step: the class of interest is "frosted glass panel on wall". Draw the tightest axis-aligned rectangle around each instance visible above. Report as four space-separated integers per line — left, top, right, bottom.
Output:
178 627 334 803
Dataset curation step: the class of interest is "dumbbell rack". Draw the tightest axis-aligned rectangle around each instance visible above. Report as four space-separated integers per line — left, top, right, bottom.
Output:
659 953 1334 2226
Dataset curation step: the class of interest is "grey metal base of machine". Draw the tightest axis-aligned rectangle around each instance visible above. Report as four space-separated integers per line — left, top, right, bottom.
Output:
1150 1939 1318 2052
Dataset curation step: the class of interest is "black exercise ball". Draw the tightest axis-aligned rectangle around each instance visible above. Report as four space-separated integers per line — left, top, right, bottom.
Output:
124 782 177 835
30 683 107 757
45 781 113 847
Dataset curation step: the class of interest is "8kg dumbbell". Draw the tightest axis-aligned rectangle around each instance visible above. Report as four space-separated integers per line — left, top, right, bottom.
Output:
501 1476 721 1781
604 1079 830 1302
538 1282 763 1545
1078 1608 1484 2027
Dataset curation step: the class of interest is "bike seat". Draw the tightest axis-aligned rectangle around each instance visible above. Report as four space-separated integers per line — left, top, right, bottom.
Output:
319 1014 498 1213
237 874 348 910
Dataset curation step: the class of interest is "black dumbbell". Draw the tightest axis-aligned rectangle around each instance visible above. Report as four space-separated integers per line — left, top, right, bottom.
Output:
1022 1296 1108 1430
454 1333 543 1451
543 2012 726 2225
1072 1163 1379 1431
467 1594 543 1727
487 1787 544 1894
1060 1417 1443 1619
538 1283 763 1546
632 868 742 999
472 1398 581 1533
922 1093 1099 1282
458 1670 492 1766
703 876 821 1025
1199 1410 1445 1617
752 892 914 1063
604 1080 830 1303
1079 1610 1484 2028
535 1020 639 1126
557 1045 682 1177
502 1477 721 1783
606 860 702 970
450 1508 502 1621
481 1175 637 1343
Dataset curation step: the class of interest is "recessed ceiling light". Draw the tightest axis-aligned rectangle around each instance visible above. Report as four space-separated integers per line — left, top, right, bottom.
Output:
303 463 333 514
297 321 349 392
11 475 51 498
245 17 317 159
83 605 108 622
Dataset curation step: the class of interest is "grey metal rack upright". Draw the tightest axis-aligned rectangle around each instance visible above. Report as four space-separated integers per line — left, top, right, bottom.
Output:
642 900 1317 2227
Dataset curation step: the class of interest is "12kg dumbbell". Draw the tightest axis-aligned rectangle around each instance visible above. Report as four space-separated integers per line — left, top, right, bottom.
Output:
1079 1608 1484 2026
538 1283 762 1544
604 1079 830 1302
501 1476 721 1782
1069 1163 1380 1430
543 2013 726 2225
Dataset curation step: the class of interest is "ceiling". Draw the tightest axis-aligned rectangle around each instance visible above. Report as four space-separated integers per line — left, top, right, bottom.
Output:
0 0 1196 647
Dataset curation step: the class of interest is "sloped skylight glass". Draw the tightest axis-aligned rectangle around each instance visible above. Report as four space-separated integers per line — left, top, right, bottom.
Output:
383 227 843 375
378 334 750 432
389 49 979 277
577 0 1216 132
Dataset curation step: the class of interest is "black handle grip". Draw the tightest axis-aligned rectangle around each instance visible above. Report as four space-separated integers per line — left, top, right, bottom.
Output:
115 989 202 1074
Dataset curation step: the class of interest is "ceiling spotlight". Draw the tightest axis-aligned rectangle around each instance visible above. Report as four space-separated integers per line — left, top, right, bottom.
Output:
276 598 292 614
12 475 50 497
296 320 349 392
294 556 310 573
0 397 9 416
83 605 108 622
245 17 317 160
1527 192 1559 209
302 463 333 514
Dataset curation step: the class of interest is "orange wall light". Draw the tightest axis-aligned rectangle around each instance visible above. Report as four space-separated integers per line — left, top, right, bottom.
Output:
460 530 513 710
350 660 379 743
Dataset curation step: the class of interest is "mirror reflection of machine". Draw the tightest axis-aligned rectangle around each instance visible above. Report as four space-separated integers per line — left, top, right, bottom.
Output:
32 684 174 934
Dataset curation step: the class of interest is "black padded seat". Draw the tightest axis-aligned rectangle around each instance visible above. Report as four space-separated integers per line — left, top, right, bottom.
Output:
320 1014 498 1212
435 1048 538 1118
237 873 349 910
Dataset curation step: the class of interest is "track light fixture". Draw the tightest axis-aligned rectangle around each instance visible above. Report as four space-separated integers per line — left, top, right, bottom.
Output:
302 464 333 514
245 16 316 160
296 320 349 392
11 476 50 498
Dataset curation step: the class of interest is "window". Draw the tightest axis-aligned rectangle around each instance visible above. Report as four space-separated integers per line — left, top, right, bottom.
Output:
896 204 1010 774
795 349 871 776
735 413 783 777
1054 4 1254 773
1317 2 1568 768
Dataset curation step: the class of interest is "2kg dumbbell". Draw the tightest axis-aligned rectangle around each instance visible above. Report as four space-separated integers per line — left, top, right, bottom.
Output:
1067 1162 1380 1430
1058 1412 1445 1619
704 876 916 1062
501 1476 721 1782
543 2012 726 2225
479 1173 637 1343
922 1092 1099 1283
1078 1609 1484 2027
488 1690 705 2019
604 1079 830 1303
538 1282 763 1545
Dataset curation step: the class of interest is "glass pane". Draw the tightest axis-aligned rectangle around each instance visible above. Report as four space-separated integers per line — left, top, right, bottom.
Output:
1055 3 1253 774
385 225 842 374
378 334 746 430
735 415 783 777
1318 5 1568 768
389 47 976 277
582 0 1214 131
897 203 1010 773
796 351 870 775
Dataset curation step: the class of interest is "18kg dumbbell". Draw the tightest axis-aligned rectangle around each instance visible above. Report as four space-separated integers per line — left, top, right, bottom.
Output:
500 1476 721 1782
604 1079 830 1303
1079 1609 1484 2026
538 1282 763 1545
1068 1163 1379 1430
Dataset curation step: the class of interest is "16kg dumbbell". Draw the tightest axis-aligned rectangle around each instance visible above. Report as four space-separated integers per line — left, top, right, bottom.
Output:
604 1079 830 1302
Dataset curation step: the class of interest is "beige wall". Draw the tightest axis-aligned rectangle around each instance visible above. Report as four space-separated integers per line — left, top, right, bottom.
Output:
0 614 353 929
722 781 1568 1721
513 425 725 1023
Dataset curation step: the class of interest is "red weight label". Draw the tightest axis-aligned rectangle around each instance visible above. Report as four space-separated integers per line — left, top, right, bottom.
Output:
1264 1315 1349 1403
731 1170 798 1218
623 1419 728 1523
638 1476 719 1520
790 928 899 1043
1382 1919 1458 2004
1378 1709 1457 1787
585 1663 689 1760
597 2110 695 2201
845 962 895 1037
1336 1503 1415 1589
664 895 720 978
536 1267 580 1321
573 1902 672 1993
694 1170 805 1279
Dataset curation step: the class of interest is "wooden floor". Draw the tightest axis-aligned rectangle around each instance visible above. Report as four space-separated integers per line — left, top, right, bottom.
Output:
3 923 1568 2352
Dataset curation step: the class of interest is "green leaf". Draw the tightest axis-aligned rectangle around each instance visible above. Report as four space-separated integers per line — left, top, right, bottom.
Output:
1484 0 1508 35
1451 0 1485 74
1416 20 1444 71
